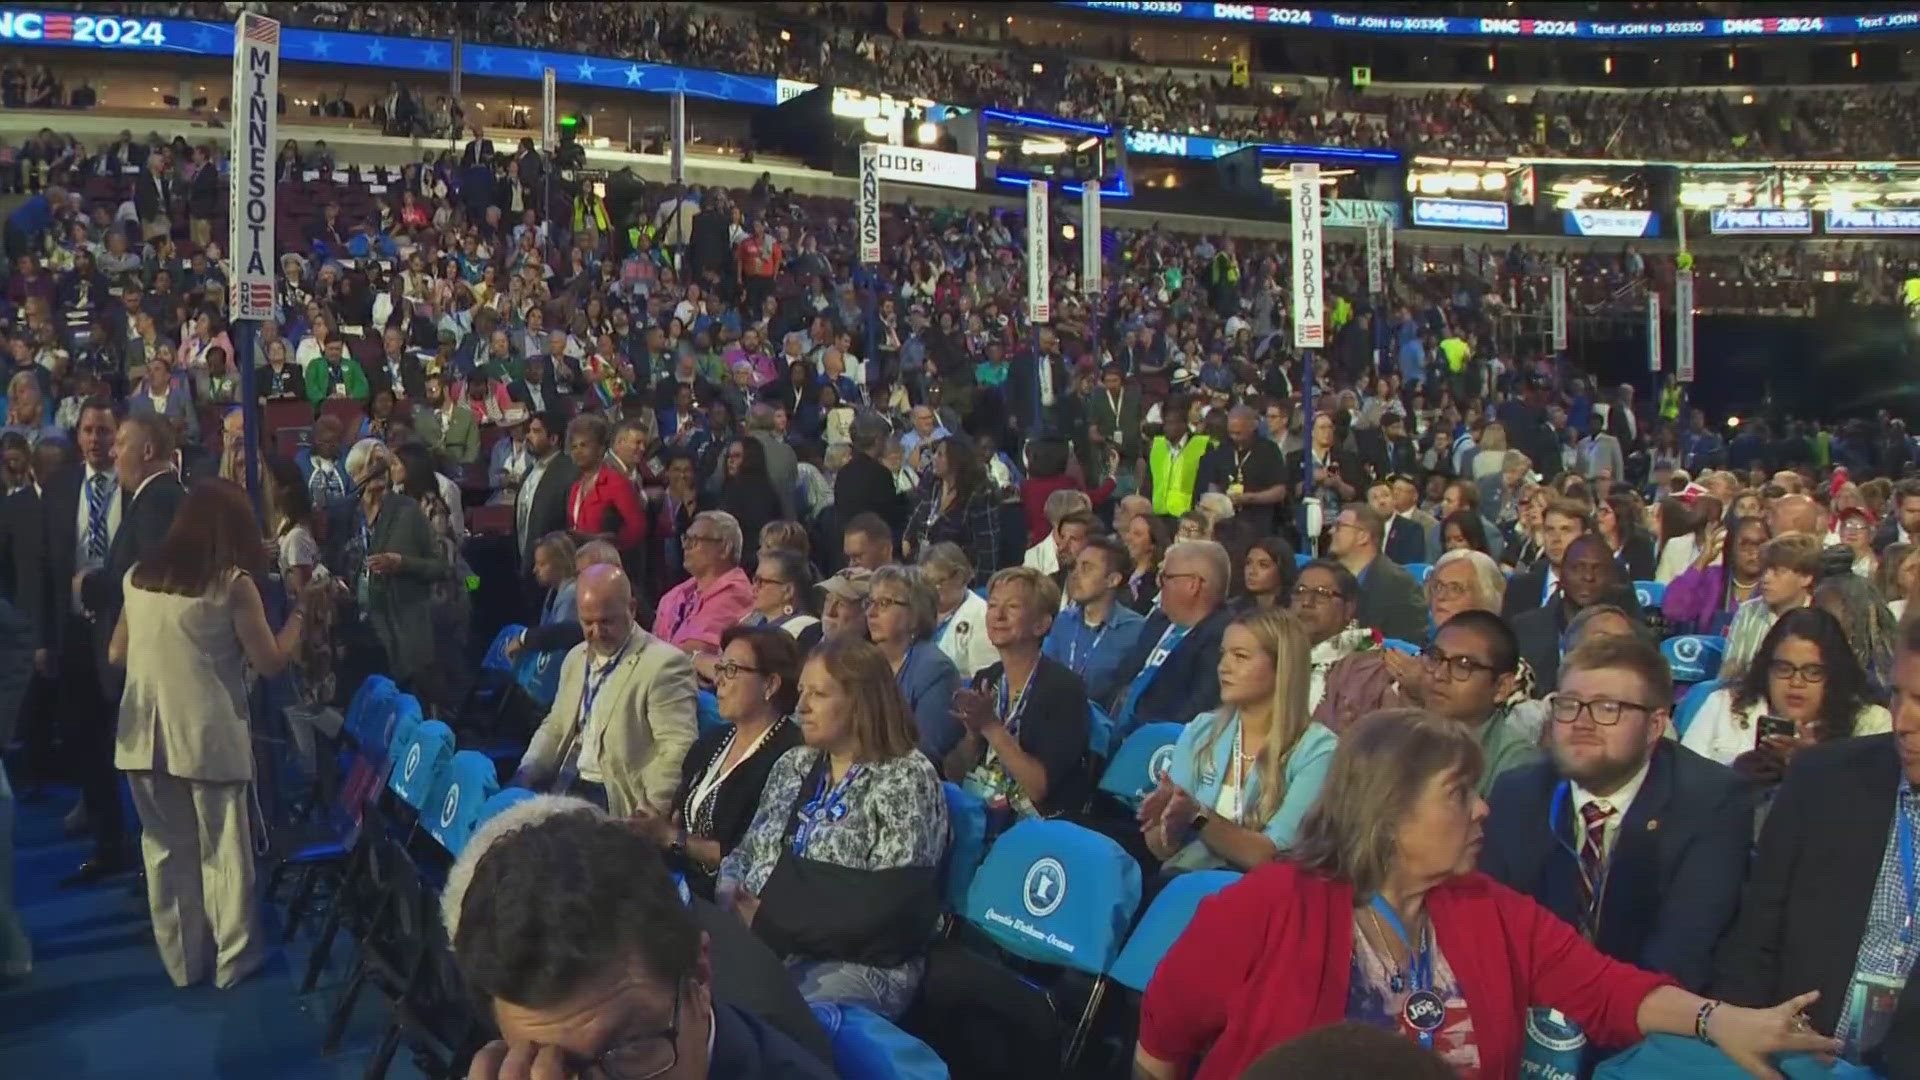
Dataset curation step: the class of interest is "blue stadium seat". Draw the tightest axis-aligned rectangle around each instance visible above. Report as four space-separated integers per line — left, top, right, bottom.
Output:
1294 552 1310 568
1405 562 1433 583
960 818 1143 1066
1381 637 1421 656
1109 869 1240 993
390 718 454 810
941 783 989 913
810 1002 950 1080
515 647 566 708
481 624 525 673
696 688 724 737
1662 635 1727 684
345 674 399 749
1672 678 1725 739
1634 580 1666 610
383 694 423 773
1096 722 1182 812
476 787 536 828
424 750 501 857
1522 1008 1589 1080
1086 699 1116 761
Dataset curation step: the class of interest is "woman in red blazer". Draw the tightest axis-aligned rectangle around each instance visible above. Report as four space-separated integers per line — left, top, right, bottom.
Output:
1135 710 1838 1080
564 413 645 553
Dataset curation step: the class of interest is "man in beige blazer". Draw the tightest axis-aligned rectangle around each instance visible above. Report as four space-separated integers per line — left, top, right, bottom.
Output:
514 564 697 816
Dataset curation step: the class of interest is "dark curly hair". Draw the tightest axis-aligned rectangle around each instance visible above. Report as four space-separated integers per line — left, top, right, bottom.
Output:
453 810 697 1010
1731 606 1872 741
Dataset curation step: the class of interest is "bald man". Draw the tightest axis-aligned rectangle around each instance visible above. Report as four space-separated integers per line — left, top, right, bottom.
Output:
1767 493 1821 539
514 565 698 816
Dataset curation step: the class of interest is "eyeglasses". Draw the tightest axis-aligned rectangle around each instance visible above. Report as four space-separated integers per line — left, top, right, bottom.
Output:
1422 648 1500 681
714 658 763 682
1766 659 1827 685
684 533 722 546
1290 583 1345 606
751 575 789 589
1157 571 1200 588
1426 579 1471 601
1548 694 1653 726
570 981 681 1080
863 594 907 613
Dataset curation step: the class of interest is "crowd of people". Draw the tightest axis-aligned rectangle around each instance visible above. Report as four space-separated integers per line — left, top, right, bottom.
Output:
35 0 1920 164
0 11 1913 1079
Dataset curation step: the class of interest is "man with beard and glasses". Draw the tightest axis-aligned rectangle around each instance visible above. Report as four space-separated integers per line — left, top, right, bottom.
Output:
1480 636 1753 996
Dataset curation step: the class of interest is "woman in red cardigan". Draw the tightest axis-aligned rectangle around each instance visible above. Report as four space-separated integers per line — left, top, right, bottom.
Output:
564 412 645 553
1135 709 1839 1080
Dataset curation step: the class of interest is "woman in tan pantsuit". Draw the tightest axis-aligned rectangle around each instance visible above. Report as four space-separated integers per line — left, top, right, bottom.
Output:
108 478 318 989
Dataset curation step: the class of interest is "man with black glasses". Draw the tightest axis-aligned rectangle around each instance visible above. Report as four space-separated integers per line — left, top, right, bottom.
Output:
1421 609 1539 796
1481 636 1752 995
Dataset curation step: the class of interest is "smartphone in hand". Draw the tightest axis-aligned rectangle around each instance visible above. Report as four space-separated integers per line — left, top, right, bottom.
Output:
1757 714 1796 744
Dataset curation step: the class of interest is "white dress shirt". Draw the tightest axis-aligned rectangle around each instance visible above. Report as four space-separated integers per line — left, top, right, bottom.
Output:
574 647 623 784
1569 759 1650 865
74 462 123 578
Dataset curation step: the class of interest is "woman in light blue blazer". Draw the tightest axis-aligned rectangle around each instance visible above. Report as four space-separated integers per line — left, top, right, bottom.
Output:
1138 607 1337 874
867 563 963 764
127 357 200 443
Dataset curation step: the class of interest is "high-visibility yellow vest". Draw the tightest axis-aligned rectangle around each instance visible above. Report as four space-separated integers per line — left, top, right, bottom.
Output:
1659 383 1681 420
1149 434 1212 516
1439 336 1470 372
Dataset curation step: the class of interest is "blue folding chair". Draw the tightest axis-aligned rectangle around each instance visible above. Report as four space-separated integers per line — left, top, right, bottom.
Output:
941 783 989 913
1634 580 1666 611
1381 638 1421 656
480 624 524 673
345 675 399 750
961 818 1143 1068
424 750 502 858
1294 552 1310 568
696 688 724 737
515 647 566 709
1086 699 1116 762
1405 562 1433 583
1672 678 1725 739
475 787 537 828
390 718 454 811
1662 635 1727 685
1096 723 1183 812
811 1002 950 1080
383 695 423 778
1109 870 1240 993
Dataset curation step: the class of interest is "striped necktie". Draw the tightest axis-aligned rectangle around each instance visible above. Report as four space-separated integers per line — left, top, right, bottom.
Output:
85 472 111 562
1576 799 1615 932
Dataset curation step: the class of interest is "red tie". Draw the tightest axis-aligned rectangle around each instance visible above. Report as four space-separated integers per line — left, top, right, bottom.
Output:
1576 800 1615 930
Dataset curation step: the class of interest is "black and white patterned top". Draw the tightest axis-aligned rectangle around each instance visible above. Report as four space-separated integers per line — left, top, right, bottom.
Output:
719 746 948 897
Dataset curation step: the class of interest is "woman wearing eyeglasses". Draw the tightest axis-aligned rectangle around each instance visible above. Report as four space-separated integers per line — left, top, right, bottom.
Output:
1681 607 1891 787
718 637 947 1020
634 626 805 902
865 564 962 763
744 549 822 653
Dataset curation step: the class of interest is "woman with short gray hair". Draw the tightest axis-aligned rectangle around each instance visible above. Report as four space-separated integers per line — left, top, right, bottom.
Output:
919 541 997 679
859 564 959 758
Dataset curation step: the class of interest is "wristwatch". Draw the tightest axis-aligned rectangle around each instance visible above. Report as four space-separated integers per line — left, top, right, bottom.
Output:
668 828 687 861
1189 813 1211 838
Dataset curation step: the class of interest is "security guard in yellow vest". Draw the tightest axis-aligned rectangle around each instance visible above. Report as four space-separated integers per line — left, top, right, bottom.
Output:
1141 398 1213 517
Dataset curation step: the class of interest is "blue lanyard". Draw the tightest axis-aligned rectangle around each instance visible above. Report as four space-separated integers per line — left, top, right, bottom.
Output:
792 763 863 856
997 661 1039 736
1068 614 1110 673
576 642 629 732
1898 786 1916 949
1370 895 1440 1050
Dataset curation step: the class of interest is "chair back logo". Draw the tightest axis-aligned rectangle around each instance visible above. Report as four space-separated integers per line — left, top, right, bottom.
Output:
1148 744 1176 784
1022 857 1067 918
440 785 460 829
403 742 421 782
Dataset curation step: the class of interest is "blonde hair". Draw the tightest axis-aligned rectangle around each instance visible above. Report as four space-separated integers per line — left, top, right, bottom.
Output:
806 636 920 763
1288 709 1484 898
986 565 1062 622
1198 608 1312 827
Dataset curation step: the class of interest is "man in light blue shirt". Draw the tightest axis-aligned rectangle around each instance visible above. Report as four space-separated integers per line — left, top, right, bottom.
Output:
1043 535 1145 709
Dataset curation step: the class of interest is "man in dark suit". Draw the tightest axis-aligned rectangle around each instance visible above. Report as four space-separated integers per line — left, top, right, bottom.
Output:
1327 504 1427 643
85 413 185 693
1482 636 1753 994
512 410 579 611
3 439 59 792
1873 478 1920 554
1512 535 1644 692
833 413 905 542
21 400 131 884
1370 479 1428 568
1110 539 1229 735
1503 496 1592 621
1711 618 1920 1077
1086 363 1142 491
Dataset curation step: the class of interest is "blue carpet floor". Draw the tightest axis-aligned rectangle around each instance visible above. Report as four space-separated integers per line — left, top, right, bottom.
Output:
0 787 428 1079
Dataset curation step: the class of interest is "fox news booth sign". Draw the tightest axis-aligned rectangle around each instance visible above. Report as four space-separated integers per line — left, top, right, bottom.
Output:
1709 207 1813 235
1825 208 1920 235
1564 209 1659 238
1412 197 1509 231
229 13 279 322
867 144 977 192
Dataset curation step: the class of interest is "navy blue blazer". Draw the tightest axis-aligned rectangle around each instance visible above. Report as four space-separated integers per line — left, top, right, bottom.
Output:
1478 739 1754 993
1108 607 1227 729
708 1000 837 1079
